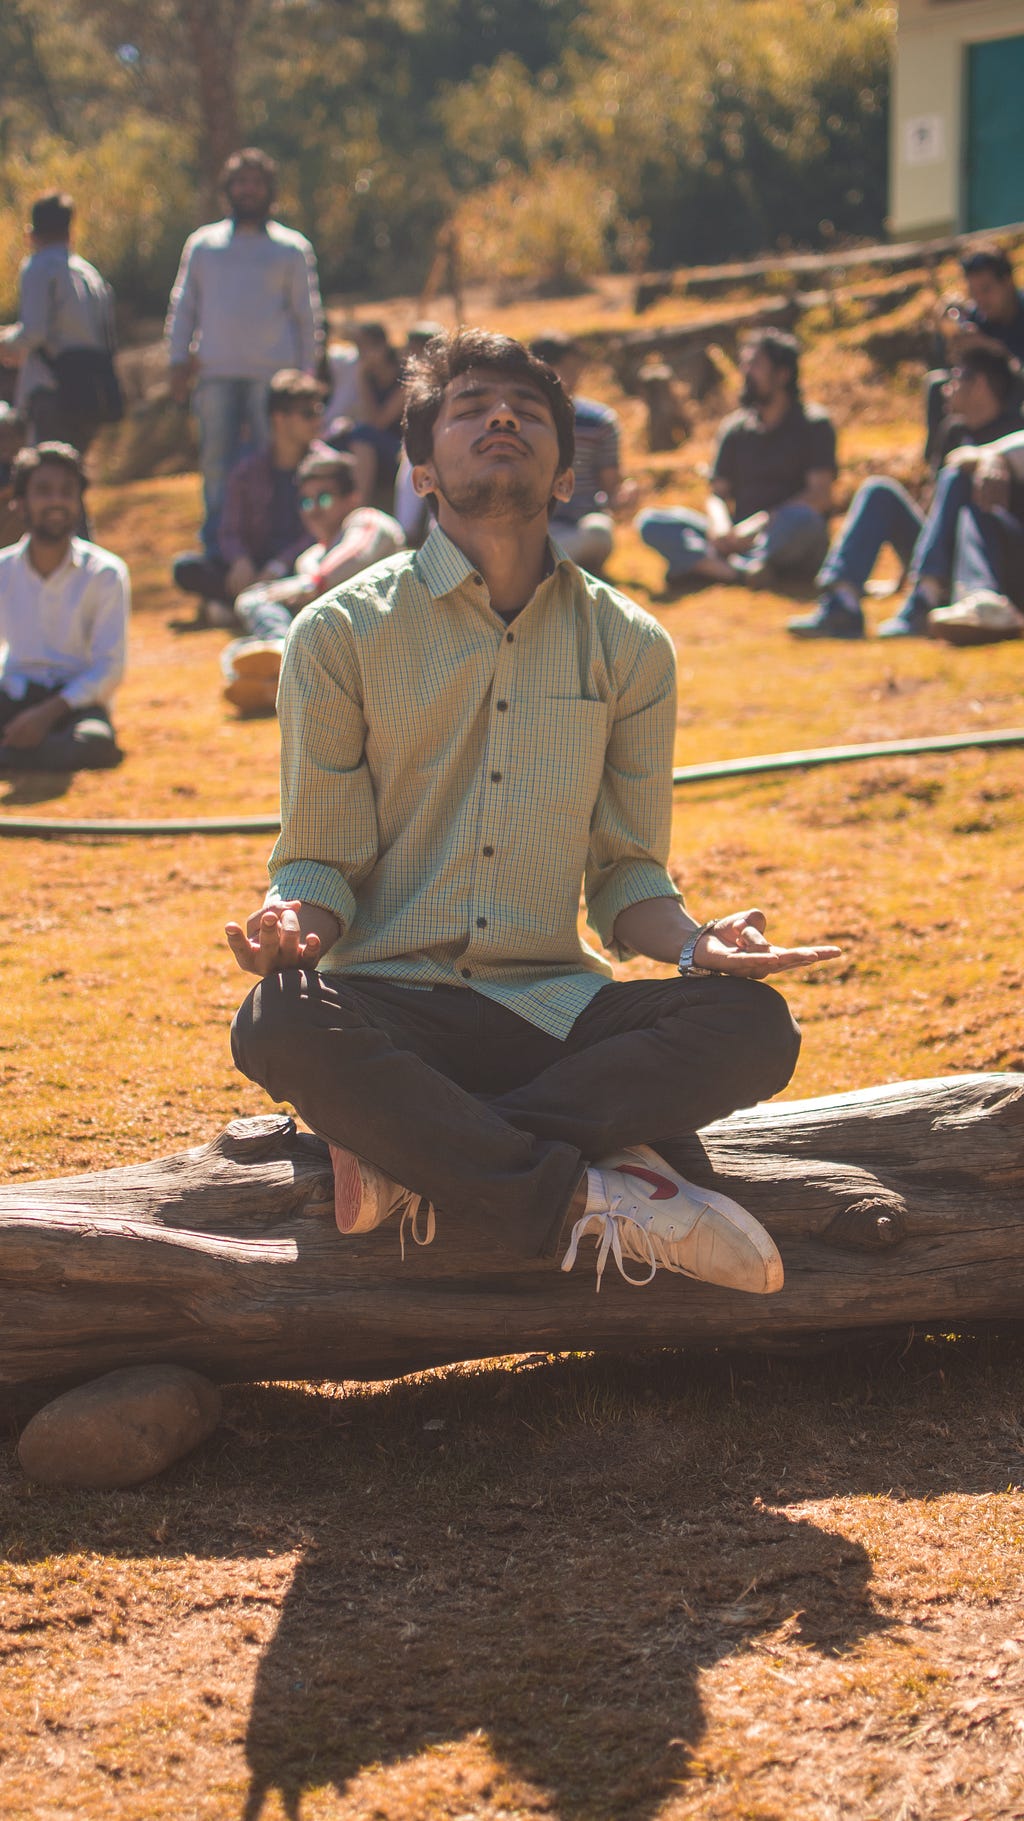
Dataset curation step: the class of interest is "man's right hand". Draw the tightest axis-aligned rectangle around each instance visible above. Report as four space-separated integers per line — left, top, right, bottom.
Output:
225 901 338 975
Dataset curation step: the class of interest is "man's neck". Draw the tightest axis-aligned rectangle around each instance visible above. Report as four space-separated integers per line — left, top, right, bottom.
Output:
435 510 552 615
27 534 73 579
754 392 794 431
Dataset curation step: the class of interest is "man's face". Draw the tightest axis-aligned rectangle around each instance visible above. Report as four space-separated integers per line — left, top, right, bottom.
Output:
299 478 353 545
412 368 573 523
944 366 995 428
21 463 81 542
966 269 1016 325
739 345 785 407
272 396 324 460
226 167 273 224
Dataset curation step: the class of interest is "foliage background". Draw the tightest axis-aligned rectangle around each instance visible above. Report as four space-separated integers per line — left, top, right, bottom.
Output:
0 0 894 316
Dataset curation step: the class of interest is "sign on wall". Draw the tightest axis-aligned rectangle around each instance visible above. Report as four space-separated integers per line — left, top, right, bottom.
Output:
904 114 946 164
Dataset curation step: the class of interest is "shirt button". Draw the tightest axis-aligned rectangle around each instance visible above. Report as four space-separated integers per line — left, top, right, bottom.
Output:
482 845 494 856
496 699 508 711
506 631 514 643
471 573 483 586
461 967 472 978
490 770 502 783
476 916 487 928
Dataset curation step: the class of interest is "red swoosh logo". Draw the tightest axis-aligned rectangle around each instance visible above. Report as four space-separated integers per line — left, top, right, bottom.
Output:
618 1165 677 1200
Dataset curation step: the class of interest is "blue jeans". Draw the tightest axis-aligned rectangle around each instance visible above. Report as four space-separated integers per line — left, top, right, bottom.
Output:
818 468 977 598
953 500 1024 604
193 377 272 557
637 501 828 584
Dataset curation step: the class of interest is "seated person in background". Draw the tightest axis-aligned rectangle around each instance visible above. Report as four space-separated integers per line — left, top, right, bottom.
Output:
391 323 447 549
0 405 28 548
171 369 326 629
0 442 128 772
636 330 835 591
222 447 405 714
529 333 636 573
345 322 404 503
924 246 1024 467
926 431 1024 646
789 346 1023 640
322 332 361 438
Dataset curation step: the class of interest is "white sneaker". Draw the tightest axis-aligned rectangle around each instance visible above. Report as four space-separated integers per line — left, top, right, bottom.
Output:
561 1142 783 1295
928 591 1024 646
328 1142 436 1259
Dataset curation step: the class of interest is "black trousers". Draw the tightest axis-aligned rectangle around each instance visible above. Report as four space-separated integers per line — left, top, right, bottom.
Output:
0 683 120 772
232 970 801 1260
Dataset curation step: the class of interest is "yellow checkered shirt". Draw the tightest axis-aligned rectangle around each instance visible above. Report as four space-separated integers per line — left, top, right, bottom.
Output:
270 526 682 1038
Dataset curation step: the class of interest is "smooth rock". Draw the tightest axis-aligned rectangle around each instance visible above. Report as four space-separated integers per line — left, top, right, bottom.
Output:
17 1365 222 1488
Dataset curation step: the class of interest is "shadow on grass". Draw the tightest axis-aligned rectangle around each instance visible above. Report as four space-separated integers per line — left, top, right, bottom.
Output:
0 770 72 807
5 1335 1024 1819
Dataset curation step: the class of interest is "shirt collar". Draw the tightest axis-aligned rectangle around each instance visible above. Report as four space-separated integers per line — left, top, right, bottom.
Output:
415 523 573 602
19 535 86 580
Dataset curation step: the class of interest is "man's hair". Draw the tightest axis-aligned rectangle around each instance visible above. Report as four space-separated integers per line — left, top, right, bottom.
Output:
957 342 1018 404
403 328 575 471
529 332 584 368
11 442 87 500
267 369 326 415
296 448 358 496
220 147 278 200
961 245 1013 283
31 192 74 241
744 327 801 394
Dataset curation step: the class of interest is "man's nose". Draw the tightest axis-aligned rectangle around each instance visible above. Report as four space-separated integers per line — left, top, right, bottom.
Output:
487 399 521 429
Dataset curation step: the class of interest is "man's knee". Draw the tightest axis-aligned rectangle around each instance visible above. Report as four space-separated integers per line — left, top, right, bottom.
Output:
746 980 802 1094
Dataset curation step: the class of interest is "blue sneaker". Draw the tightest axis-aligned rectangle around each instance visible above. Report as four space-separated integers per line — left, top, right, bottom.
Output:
787 593 865 640
877 588 934 638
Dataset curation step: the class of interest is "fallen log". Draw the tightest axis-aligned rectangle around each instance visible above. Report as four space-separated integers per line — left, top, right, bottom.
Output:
1 1073 1023 1396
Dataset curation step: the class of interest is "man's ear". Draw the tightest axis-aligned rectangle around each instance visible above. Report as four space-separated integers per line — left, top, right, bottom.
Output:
552 467 575 506
411 460 438 500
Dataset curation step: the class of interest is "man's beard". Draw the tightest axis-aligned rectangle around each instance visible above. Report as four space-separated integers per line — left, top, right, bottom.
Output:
231 199 270 226
740 375 766 408
30 517 74 544
432 468 552 522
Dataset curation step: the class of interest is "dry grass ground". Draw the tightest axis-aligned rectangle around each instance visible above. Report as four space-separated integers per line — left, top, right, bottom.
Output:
1 324 1023 1820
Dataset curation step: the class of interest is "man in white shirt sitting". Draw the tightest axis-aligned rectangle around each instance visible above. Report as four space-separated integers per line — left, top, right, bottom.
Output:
0 443 129 772
221 447 405 713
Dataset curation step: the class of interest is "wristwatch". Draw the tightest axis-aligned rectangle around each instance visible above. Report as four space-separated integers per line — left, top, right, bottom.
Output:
677 920 717 977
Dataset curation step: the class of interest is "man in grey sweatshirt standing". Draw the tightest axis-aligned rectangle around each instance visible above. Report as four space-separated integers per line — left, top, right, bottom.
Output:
165 147 324 558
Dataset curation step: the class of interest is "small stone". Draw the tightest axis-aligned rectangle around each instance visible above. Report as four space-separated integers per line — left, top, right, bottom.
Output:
17 1366 222 1489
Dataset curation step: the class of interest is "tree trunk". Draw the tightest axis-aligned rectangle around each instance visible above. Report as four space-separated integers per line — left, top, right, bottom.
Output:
181 0 254 201
2 1074 1023 1396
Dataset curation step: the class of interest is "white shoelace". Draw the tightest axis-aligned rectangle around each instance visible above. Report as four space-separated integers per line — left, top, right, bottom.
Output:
560 1194 658 1292
396 1192 437 1261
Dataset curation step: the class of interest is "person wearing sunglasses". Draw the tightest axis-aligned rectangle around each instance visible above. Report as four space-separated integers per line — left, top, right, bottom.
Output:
221 447 404 713
170 368 328 631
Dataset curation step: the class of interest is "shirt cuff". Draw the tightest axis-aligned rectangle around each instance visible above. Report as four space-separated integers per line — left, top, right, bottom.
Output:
270 860 356 933
587 862 683 956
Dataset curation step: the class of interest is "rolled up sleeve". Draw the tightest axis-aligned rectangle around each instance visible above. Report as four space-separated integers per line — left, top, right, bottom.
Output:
585 619 682 951
268 601 380 933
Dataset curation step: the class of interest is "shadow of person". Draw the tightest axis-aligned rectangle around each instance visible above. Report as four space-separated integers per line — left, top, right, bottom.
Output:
240 1391 882 1821
0 769 72 806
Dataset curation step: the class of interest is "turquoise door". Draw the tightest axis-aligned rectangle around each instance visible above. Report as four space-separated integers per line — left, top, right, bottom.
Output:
966 35 1024 230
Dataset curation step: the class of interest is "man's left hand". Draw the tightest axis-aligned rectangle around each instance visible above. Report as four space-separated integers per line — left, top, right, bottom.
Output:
696 909 842 977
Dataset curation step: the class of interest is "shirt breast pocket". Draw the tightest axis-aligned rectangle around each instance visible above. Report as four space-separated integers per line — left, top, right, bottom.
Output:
528 698 609 822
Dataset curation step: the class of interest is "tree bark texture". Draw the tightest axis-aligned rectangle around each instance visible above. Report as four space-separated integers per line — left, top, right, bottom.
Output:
1 1074 1022 1395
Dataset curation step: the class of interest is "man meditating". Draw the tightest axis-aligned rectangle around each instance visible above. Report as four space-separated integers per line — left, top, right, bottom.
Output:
227 330 839 1293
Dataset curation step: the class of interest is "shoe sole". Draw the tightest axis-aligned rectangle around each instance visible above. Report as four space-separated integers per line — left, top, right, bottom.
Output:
232 648 283 680
329 1142 381 1234
223 678 279 715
